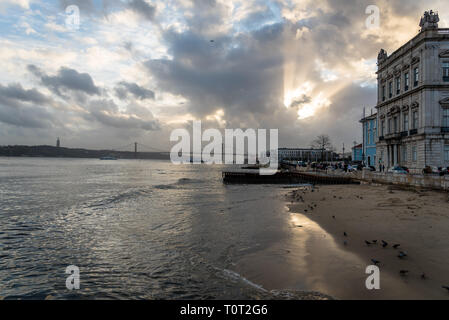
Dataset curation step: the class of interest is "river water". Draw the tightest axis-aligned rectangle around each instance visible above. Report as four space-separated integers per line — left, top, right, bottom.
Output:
0 157 322 300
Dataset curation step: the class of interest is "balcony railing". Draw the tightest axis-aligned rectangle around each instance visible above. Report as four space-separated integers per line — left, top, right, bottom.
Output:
410 128 418 135
400 131 409 137
442 127 449 133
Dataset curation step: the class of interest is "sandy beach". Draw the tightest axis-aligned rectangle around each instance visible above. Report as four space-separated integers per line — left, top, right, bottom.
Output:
234 183 449 300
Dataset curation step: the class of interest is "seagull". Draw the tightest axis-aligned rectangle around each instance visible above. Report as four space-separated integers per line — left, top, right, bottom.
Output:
393 244 401 249
382 240 388 248
332 215 336 219
421 273 427 280
442 285 449 292
365 240 372 246
344 232 348 237
372 240 378 244
400 270 409 276
397 251 408 259
371 259 380 265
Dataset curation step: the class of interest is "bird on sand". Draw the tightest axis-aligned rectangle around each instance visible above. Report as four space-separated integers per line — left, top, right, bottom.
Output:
398 251 408 259
365 240 372 246
400 270 409 276
393 244 401 249
421 273 427 280
442 285 449 292
372 240 378 244
371 259 380 265
344 232 348 237
332 215 336 219
382 240 388 248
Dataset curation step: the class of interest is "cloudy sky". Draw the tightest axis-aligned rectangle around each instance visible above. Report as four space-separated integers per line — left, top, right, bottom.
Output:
1 0 449 152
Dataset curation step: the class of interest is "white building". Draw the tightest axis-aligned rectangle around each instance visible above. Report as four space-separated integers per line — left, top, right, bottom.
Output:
375 11 449 172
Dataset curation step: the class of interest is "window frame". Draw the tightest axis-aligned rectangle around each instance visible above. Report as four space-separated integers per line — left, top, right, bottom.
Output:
404 72 410 91
414 67 419 87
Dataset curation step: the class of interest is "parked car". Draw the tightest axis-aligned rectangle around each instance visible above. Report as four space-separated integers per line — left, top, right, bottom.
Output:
388 166 408 174
438 167 449 176
422 166 440 175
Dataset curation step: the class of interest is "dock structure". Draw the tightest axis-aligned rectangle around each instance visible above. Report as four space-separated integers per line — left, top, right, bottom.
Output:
222 170 358 185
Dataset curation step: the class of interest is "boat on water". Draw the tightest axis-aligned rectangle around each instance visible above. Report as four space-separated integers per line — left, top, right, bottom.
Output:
100 156 118 160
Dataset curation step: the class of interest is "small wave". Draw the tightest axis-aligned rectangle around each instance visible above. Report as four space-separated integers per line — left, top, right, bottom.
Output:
219 268 334 300
176 178 203 185
84 188 152 208
220 268 268 292
153 184 177 190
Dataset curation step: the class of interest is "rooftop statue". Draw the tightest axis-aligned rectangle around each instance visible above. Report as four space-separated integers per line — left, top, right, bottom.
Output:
419 10 439 31
377 49 388 62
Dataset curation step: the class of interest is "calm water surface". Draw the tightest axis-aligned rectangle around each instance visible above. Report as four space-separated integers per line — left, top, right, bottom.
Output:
0 157 299 299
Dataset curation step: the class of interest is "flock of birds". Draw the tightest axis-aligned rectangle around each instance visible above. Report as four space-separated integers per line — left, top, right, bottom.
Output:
292 187 449 294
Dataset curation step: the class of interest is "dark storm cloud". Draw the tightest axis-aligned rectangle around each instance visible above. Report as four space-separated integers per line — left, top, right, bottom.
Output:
0 83 54 129
0 83 49 104
28 65 100 96
145 23 286 120
85 99 160 131
128 0 156 21
115 81 155 101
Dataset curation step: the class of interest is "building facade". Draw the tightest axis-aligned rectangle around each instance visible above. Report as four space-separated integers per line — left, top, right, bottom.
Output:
360 114 377 166
375 11 449 173
352 144 363 162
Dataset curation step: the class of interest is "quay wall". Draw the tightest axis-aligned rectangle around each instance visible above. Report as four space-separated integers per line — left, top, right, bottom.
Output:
360 171 449 191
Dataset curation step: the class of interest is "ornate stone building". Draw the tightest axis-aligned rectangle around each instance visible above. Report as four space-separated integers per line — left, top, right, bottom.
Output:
375 11 449 173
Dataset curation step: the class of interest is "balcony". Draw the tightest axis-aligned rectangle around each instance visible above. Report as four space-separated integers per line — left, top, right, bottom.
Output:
442 127 449 133
379 136 385 141
385 133 401 140
400 131 409 137
410 128 418 135
443 76 449 82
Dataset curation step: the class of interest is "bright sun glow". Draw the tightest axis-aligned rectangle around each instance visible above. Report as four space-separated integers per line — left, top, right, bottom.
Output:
283 82 331 120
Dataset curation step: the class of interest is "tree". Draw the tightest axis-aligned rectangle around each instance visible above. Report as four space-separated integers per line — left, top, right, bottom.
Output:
311 134 334 161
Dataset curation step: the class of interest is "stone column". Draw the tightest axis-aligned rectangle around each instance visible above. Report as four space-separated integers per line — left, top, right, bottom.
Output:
393 144 398 166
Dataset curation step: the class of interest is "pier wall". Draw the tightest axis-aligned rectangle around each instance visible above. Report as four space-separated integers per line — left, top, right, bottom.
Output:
361 171 449 191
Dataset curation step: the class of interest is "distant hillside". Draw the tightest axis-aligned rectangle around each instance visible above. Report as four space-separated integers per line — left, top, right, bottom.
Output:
0 145 170 160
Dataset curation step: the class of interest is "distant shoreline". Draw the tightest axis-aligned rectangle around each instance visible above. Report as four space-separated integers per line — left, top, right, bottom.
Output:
0 145 170 160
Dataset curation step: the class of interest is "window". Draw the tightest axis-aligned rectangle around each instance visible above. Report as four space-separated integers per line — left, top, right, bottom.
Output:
389 82 393 98
445 145 449 161
402 145 407 162
414 67 419 87
443 62 449 81
388 118 392 134
405 73 410 91
394 116 398 133
396 77 401 95
382 85 386 101
443 108 449 127
412 145 417 162
412 111 419 129
381 120 385 136
403 113 409 131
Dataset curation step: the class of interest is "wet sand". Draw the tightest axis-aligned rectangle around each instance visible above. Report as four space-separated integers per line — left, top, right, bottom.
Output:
235 184 449 300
